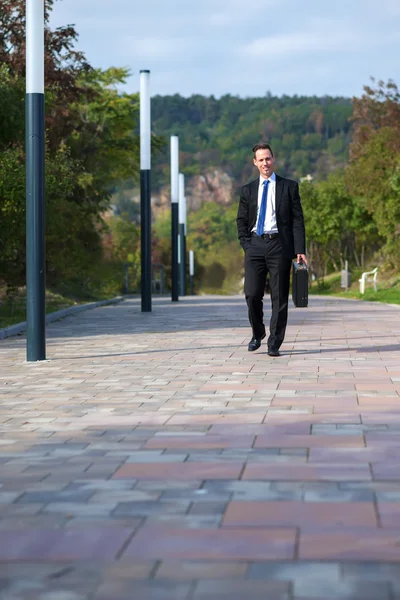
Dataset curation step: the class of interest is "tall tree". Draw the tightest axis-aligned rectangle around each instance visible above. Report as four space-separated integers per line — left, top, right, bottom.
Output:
346 79 400 264
0 0 92 148
0 2 164 297
300 174 377 277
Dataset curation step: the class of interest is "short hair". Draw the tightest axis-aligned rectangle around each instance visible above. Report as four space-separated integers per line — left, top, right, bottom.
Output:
252 143 274 158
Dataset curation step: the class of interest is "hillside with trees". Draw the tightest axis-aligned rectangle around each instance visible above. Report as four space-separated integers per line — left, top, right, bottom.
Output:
145 83 399 294
149 93 352 190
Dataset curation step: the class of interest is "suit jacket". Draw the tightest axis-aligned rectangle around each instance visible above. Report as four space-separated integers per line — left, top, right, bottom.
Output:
236 174 306 259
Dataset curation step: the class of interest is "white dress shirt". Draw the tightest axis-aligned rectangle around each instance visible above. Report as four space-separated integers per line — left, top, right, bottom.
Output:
252 172 278 234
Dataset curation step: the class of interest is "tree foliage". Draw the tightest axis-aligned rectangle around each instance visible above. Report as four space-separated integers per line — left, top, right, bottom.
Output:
0 0 157 298
150 93 352 190
150 79 400 293
300 174 379 278
346 80 400 265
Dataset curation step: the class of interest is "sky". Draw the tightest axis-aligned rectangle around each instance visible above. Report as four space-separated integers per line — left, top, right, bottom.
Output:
49 0 400 99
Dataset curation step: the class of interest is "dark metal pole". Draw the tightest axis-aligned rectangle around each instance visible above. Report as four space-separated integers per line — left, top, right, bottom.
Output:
179 223 185 296
140 70 152 312
183 232 187 293
182 178 187 297
170 136 179 302
26 0 46 361
189 250 194 295
171 204 179 301
124 263 129 293
178 173 186 296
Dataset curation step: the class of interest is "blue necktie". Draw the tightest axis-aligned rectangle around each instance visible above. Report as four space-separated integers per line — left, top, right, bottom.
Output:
256 179 269 236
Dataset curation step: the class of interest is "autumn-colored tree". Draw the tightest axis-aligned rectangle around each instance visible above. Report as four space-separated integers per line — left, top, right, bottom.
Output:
0 0 92 147
346 79 400 265
349 79 400 162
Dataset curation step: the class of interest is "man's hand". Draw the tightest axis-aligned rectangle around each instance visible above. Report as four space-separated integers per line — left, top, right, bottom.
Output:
297 254 308 266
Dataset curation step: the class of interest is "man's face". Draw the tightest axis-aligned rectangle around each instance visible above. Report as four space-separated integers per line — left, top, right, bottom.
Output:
253 148 275 179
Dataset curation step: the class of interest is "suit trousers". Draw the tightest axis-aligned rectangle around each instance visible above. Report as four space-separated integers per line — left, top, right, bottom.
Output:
244 235 292 349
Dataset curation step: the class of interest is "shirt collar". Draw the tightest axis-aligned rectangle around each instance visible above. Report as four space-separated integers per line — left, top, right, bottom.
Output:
259 172 276 185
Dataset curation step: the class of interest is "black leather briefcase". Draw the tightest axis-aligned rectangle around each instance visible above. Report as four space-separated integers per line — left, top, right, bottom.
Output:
292 261 308 307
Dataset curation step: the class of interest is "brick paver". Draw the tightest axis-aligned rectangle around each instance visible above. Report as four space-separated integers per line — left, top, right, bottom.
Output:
0 294 400 599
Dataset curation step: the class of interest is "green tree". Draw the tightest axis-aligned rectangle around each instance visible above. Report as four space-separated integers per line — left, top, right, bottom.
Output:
346 80 400 265
300 173 377 278
186 202 242 292
0 3 163 297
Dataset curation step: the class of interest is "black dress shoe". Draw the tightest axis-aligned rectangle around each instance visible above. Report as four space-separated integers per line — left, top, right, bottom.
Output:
267 348 280 357
248 333 266 352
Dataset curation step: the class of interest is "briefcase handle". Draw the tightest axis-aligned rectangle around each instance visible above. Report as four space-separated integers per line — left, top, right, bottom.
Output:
295 259 308 271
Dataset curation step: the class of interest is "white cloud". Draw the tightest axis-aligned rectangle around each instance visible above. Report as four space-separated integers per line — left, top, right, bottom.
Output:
124 36 187 61
48 0 400 98
241 21 374 60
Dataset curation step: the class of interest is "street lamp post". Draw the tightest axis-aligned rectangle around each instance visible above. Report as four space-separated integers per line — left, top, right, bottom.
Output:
179 173 186 296
189 250 195 295
140 70 152 312
26 0 46 362
170 135 179 302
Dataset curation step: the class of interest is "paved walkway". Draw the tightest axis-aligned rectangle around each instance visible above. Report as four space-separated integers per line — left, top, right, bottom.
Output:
0 295 400 600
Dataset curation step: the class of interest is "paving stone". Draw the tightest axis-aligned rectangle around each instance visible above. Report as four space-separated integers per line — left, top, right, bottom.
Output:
303 489 374 502
100 561 156 580
113 501 189 517
376 502 400 527
242 463 371 481
155 560 249 580
66 480 136 491
124 452 188 463
144 435 255 450
94 581 192 600
299 529 400 561
273 482 340 493
203 481 274 500
188 502 227 516
144 515 222 529
1 294 400 591
16 490 93 504
40 593 88 599
279 448 308 456
223 501 377 528
0 515 68 530
248 561 341 581
254 434 364 448
89 490 160 504
0 491 23 503
293 579 391 599
0 504 44 517
43 503 117 517
135 481 202 491
123 526 296 560
373 463 400 480
0 528 133 560
160 490 231 502
340 482 400 491
192 580 290 599
341 562 400 581
64 517 143 529
113 462 243 480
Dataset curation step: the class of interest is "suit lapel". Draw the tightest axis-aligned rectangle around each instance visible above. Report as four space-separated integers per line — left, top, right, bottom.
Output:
249 179 259 227
250 178 259 202
275 174 283 213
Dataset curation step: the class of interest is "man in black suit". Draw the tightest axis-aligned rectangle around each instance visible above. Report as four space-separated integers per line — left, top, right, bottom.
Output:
237 143 307 357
